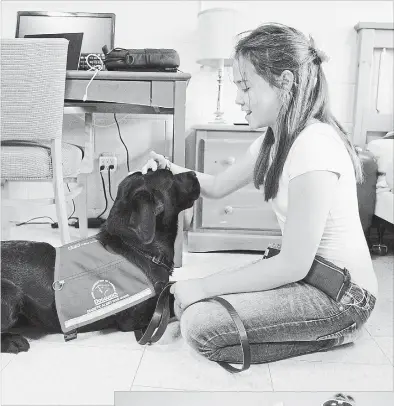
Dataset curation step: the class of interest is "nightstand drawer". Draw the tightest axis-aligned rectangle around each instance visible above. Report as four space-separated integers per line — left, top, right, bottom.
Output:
203 137 258 175
187 125 281 253
201 191 280 230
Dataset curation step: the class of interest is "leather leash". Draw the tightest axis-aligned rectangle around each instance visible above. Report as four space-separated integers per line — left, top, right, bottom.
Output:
135 282 252 373
134 282 173 345
200 296 251 373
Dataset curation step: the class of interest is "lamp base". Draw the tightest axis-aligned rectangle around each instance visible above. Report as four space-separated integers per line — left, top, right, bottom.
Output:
208 118 227 124
208 111 227 124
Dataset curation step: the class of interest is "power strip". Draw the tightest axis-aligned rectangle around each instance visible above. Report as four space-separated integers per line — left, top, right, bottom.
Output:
99 154 117 172
51 218 105 229
75 218 106 228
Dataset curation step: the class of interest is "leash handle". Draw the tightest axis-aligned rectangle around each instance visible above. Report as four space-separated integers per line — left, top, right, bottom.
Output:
134 282 174 345
135 283 251 373
200 297 251 373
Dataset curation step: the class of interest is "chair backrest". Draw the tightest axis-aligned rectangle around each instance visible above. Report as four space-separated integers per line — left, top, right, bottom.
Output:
1 38 68 142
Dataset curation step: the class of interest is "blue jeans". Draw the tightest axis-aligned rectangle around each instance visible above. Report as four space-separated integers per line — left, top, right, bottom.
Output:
177 281 376 364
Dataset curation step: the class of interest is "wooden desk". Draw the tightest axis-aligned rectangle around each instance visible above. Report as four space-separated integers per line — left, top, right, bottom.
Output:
64 70 191 268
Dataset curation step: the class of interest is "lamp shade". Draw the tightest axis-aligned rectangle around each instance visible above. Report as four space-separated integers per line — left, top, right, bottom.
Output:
196 8 237 68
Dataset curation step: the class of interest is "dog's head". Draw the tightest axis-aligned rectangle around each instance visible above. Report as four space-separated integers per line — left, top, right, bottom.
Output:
105 169 200 245
322 394 355 406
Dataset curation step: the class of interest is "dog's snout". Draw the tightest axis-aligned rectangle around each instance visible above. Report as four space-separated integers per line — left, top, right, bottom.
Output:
186 171 198 185
174 171 200 202
185 171 199 189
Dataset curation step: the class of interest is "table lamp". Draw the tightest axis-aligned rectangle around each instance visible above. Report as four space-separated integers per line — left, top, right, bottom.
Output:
196 8 237 123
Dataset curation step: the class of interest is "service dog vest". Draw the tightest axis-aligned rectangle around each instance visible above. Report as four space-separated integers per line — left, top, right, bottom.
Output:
53 236 156 336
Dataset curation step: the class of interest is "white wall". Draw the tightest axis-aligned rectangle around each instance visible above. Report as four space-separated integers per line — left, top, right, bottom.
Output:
1 1 393 221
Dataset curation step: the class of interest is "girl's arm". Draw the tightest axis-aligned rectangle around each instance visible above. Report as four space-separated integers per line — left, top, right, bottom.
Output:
142 149 257 199
197 170 339 297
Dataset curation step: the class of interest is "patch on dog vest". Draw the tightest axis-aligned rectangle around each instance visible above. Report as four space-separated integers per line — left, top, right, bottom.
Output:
53 236 155 334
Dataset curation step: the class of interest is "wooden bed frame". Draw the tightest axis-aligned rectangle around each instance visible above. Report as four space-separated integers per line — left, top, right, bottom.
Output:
353 22 393 148
353 22 394 254
369 132 394 255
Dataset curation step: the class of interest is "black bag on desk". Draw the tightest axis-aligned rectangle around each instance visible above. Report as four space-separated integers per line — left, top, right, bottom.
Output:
103 48 180 72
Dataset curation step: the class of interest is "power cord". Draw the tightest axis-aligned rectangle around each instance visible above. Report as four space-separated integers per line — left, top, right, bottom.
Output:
82 54 104 102
73 112 134 174
66 184 78 223
84 166 114 228
16 184 77 228
86 53 104 71
16 216 56 227
52 184 78 228
113 113 130 172
108 167 115 202
96 171 109 219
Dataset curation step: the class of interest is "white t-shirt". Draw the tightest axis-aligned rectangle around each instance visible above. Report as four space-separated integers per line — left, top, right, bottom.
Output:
249 122 378 296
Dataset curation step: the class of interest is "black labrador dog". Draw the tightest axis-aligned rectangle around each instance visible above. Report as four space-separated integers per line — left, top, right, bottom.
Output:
1 169 200 353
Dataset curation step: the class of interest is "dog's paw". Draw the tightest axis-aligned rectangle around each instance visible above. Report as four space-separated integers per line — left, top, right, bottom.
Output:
1 333 30 353
156 320 182 345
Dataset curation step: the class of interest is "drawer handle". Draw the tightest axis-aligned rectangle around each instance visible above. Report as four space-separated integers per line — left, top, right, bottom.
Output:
224 205 234 214
223 156 236 165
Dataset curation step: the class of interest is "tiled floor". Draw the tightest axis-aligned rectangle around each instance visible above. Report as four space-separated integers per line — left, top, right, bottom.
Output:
1 225 393 405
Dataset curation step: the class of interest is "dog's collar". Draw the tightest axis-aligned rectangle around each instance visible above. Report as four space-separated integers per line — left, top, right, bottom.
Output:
120 238 174 273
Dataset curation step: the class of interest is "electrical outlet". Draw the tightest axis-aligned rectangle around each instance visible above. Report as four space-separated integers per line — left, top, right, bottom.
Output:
99 154 117 172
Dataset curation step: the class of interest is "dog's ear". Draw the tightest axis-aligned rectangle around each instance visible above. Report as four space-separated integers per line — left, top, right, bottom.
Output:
148 169 174 191
106 189 157 245
128 190 156 244
151 190 165 215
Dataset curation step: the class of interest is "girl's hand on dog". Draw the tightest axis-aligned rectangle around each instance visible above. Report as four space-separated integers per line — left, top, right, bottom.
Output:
140 151 170 174
170 279 208 312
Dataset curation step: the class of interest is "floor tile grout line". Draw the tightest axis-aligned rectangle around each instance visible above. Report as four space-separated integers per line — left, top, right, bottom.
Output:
267 363 275 391
5 225 394 392
261 356 394 369
1 358 16 373
25 339 147 353
363 326 373 338
129 345 147 390
130 384 186 391
369 335 393 365
28 342 146 350
274 360 391 366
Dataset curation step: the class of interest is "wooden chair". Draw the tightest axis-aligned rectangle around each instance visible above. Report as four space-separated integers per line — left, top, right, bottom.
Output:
1 38 92 243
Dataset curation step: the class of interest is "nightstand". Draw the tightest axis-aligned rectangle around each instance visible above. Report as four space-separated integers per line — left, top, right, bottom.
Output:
185 124 282 253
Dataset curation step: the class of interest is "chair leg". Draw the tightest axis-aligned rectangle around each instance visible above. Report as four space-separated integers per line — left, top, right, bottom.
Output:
76 173 88 239
1 181 11 240
52 139 70 245
54 181 70 245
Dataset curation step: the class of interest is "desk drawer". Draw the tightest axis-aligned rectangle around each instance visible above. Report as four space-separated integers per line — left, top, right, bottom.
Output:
65 80 151 105
152 81 174 108
201 191 280 230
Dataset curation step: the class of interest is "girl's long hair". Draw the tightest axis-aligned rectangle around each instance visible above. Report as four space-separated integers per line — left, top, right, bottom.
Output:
234 23 363 201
